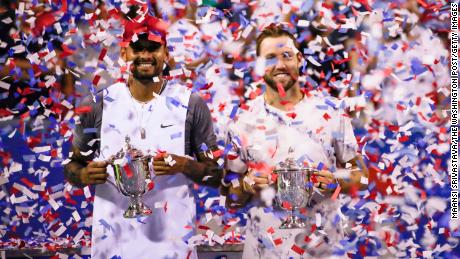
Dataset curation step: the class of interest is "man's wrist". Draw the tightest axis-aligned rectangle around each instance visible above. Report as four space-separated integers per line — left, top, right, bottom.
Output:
180 157 193 175
64 161 86 187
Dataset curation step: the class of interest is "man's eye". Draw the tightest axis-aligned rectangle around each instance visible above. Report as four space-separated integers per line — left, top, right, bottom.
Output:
266 57 278 66
282 52 293 59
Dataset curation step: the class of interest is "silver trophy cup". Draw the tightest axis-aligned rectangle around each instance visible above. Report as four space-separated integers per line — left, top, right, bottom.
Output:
108 136 153 218
274 148 313 229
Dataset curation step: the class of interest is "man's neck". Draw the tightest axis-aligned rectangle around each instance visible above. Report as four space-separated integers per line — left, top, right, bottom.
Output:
264 83 304 111
128 77 164 103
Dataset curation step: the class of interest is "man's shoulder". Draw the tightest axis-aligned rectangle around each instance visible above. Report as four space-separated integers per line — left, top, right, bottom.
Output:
228 96 264 130
188 92 204 106
76 83 123 118
163 79 193 105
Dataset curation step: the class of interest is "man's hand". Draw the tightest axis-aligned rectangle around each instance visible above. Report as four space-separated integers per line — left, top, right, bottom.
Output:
242 169 272 194
312 170 337 193
153 153 190 175
79 161 109 185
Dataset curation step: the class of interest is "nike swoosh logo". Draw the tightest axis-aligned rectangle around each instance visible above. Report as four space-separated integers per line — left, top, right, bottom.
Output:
160 124 174 128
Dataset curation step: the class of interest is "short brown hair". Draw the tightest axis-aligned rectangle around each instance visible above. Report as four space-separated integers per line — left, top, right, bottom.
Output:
255 24 299 56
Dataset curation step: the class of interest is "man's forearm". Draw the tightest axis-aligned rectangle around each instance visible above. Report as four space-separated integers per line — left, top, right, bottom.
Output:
182 159 223 188
64 161 86 187
338 155 369 193
338 169 367 193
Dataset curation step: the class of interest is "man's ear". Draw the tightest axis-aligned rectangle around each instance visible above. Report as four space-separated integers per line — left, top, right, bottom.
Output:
297 52 307 75
120 47 127 62
296 52 303 63
163 45 170 63
297 52 305 68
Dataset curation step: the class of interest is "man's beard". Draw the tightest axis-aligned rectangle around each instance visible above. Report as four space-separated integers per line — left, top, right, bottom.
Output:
264 74 296 93
132 58 160 81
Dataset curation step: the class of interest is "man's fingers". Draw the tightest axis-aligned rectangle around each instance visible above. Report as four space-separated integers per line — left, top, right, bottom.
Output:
315 176 331 184
253 177 269 185
242 182 256 194
154 166 170 172
313 171 332 178
87 167 107 174
89 173 108 180
153 160 168 166
88 161 108 168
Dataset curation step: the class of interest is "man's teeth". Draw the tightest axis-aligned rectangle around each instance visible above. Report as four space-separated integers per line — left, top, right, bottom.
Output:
138 63 152 67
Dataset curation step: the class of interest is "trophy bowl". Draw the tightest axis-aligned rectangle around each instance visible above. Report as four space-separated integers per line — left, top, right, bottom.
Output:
109 136 153 218
274 148 313 229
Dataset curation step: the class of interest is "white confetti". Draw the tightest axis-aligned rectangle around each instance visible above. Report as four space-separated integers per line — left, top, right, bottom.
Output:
48 197 60 211
72 211 81 222
297 20 310 28
83 186 91 198
38 154 51 162
307 56 322 67
0 81 10 90
53 225 67 237
243 175 255 186
44 50 57 62
32 146 51 153
241 25 253 39
231 178 240 188
315 213 321 227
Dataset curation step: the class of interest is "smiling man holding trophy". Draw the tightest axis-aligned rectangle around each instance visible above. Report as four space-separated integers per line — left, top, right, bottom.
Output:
63 9 222 259
222 24 369 258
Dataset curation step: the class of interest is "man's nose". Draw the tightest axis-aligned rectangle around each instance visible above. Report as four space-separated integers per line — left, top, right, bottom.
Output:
274 57 286 70
138 49 154 57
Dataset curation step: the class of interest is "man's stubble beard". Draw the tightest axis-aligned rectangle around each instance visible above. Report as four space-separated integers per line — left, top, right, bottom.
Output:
263 74 296 93
132 58 161 82
132 68 161 82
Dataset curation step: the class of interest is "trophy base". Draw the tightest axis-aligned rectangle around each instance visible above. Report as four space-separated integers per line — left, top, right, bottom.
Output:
123 202 153 218
279 215 306 229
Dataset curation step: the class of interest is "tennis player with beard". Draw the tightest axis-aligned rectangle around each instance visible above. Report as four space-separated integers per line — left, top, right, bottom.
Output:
64 14 222 259
222 24 369 258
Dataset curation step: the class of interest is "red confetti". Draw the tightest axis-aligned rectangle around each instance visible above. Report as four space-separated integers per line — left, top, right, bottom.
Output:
281 201 292 210
74 106 92 115
273 238 283 246
267 227 275 234
291 244 305 255
331 185 341 201
98 48 108 61
286 112 297 119
123 164 133 178
276 83 286 97
147 181 154 191
92 75 101 87
398 135 410 143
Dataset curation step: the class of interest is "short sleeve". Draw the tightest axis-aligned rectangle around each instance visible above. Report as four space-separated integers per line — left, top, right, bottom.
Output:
72 95 101 154
333 110 358 163
188 93 217 154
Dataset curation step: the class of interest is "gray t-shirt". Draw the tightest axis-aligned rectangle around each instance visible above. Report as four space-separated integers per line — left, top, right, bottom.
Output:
72 85 217 158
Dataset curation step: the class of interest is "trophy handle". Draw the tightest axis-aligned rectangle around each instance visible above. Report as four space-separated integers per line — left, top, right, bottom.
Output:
109 162 131 196
145 155 156 179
